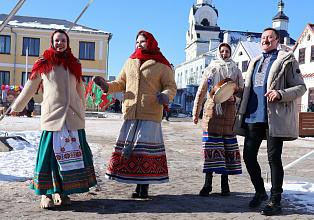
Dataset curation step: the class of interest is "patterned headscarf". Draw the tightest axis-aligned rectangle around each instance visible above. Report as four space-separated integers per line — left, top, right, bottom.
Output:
29 29 83 82
130 30 172 69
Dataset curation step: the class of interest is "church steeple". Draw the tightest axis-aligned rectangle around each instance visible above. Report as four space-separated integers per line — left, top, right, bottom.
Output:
197 0 212 6
185 1 220 61
272 0 289 31
272 0 291 44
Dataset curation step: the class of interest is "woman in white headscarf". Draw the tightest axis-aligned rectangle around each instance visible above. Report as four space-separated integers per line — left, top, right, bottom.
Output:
192 43 244 197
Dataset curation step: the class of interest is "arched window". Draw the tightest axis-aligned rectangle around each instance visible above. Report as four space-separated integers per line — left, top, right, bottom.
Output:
308 34 311 41
191 22 193 40
201 18 210 27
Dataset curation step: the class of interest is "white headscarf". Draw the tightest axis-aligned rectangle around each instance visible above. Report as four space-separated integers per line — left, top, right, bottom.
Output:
205 43 238 115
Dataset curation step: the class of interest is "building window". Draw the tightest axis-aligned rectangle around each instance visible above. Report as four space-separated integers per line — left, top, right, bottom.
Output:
309 88 314 105
201 18 209 26
79 42 95 60
0 71 10 85
0 35 11 54
299 48 305 64
311 46 314 62
82 75 93 82
197 33 200 39
308 35 311 41
242 60 248 72
21 72 31 86
23 37 40 56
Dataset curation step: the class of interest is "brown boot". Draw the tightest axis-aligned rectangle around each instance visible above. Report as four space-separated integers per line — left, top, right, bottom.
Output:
54 193 71 206
40 194 54 209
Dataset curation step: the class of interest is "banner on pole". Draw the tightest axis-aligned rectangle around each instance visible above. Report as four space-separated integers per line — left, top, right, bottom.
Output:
84 81 115 110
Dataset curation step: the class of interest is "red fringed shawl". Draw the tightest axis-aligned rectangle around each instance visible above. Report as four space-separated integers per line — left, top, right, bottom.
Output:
130 30 172 69
29 30 83 82
30 47 83 82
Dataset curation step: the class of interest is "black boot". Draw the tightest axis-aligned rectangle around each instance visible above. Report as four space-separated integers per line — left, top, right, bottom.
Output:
249 191 268 208
131 184 141 198
260 201 282 216
199 172 213 197
221 174 230 196
139 184 149 198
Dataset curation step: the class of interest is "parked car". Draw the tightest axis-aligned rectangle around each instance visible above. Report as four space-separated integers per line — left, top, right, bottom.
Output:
168 103 184 117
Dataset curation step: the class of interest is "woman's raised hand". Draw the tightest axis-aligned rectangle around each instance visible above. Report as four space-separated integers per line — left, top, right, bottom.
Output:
92 75 109 92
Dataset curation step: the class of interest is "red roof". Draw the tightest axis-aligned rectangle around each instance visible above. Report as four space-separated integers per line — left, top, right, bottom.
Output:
303 73 314 78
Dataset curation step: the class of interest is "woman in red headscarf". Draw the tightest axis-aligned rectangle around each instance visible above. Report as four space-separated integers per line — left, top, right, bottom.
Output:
10 29 97 209
93 30 177 198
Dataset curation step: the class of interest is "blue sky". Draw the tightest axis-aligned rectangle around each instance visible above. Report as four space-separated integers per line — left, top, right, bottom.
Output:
1 0 314 78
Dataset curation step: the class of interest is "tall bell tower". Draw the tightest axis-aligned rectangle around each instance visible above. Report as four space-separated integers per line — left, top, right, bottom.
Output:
272 0 290 44
185 0 220 61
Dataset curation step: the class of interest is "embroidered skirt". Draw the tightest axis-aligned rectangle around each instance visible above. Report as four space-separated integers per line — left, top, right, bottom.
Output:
30 129 97 196
202 132 242 175
106 120 169 184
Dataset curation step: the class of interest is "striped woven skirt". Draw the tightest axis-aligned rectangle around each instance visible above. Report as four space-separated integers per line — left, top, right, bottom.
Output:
105 119 169 184
202 132 242 175
30 129 97 196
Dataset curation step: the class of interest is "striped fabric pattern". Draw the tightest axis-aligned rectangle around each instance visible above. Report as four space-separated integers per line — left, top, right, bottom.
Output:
106 120 169 184
30 129 97 196
202 132 242 175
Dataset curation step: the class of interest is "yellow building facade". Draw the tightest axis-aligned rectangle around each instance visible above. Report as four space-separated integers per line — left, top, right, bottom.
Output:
0 14 112 103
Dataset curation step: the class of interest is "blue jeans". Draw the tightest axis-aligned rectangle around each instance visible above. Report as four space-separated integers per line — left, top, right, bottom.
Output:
243 123 284 202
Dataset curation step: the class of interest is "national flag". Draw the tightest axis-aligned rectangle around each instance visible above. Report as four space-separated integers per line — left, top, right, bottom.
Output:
99 94 115 109
87 96 93 107
83 82 88 98
94 86 103 106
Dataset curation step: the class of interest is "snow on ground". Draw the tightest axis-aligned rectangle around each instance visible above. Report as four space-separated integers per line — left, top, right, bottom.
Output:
0 131 40 182
0 130 313 212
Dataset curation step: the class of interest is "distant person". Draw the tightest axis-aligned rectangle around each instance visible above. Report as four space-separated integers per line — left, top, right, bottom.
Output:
163 104 170 121
307 102 314 112
92 30 177 198
26 97 35 117
10 29 97 209
193 43 244 197
114 99 120 113
233 27 306 216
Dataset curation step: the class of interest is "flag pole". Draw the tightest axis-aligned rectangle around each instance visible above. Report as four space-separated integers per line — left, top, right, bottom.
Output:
0 0 27 33
67 0 94 34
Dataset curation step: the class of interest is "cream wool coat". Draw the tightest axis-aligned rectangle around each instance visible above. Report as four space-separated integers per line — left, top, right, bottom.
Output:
11 64 86 131
107 58 177 123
